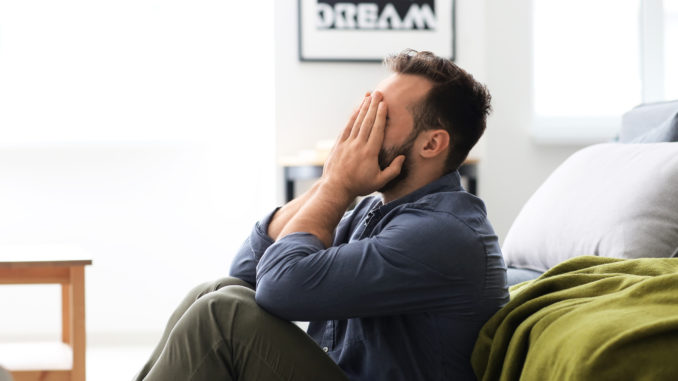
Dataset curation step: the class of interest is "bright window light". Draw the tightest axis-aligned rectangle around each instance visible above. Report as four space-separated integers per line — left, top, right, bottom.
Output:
666 0 678 99
533 0 642 119
0 0 275 146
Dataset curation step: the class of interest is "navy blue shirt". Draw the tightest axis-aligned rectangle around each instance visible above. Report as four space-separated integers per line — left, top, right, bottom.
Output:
230 171 509 380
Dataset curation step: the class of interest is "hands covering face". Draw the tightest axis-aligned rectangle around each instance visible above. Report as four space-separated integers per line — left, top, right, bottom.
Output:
322 91 406 198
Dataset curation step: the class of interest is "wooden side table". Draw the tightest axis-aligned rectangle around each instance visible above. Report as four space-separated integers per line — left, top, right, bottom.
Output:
0 250 92 381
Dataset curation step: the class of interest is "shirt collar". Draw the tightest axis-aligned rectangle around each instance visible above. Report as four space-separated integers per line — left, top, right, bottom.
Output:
375 170 463 216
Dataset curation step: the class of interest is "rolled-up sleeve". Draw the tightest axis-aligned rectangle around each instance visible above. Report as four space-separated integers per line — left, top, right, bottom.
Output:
229 208 279 285
255 208 486 321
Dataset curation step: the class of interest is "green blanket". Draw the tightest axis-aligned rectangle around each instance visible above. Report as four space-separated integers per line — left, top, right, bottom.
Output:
471 256 678 381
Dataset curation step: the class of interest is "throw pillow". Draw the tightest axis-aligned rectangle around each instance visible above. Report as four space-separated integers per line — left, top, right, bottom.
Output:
631 112 678 142
619 100 678 142
503 143 678 272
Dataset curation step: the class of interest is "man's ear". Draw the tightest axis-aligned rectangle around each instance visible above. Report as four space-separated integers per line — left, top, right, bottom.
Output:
419 129 450 159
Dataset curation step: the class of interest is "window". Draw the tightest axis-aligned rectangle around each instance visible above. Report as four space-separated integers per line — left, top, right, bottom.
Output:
666 0 678 99
0 1 275 147
532 0 677 143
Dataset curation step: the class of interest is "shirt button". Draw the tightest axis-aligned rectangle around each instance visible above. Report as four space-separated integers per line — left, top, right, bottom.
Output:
323 346 329 353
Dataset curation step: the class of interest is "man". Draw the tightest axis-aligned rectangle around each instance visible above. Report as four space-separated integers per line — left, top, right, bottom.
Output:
135 49 509 381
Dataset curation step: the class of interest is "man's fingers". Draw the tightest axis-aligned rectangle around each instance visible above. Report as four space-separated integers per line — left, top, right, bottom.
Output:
367 101 388 147
378 155 405 185
358 92 382 140
350 95 372 138
340 103 361 141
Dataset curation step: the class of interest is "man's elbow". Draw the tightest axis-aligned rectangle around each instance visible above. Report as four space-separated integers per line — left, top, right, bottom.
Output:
254 276 304 321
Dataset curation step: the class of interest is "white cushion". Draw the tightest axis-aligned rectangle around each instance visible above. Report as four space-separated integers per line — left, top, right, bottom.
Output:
503 143 678 272
0 341 72 371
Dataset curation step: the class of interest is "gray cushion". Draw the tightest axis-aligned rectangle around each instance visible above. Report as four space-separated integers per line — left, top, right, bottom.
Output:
503 143 678 272
631 113 678 143
619 100 678 142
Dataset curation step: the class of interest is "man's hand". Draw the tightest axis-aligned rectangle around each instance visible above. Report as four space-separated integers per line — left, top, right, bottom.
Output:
277 92 405 247
322 91 406 200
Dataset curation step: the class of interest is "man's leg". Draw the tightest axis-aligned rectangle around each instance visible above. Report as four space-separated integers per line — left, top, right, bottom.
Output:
135 277 252 379
136 278 348 381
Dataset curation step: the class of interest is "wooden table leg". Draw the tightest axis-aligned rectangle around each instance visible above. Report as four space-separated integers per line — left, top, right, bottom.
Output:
70 266 86 381
62 283 72 345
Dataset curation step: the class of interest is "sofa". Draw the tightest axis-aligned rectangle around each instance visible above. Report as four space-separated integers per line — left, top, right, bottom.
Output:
472 100 678 380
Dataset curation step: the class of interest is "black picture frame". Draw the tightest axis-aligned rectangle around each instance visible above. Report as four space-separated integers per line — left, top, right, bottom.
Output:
298 0 456 62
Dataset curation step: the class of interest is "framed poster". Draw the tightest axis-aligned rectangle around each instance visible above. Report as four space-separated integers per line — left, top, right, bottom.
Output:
298 0 455 62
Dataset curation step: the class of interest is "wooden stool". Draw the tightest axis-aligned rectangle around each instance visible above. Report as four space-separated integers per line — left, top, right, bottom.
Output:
0 247 92 381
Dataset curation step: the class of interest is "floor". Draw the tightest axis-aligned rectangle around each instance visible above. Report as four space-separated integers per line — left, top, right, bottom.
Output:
88 344 155 381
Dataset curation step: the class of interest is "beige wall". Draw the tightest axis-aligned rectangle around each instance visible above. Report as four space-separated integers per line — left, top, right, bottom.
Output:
274 0 586 241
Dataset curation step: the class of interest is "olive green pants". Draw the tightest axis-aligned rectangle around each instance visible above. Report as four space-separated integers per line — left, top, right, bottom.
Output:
134 277 348 381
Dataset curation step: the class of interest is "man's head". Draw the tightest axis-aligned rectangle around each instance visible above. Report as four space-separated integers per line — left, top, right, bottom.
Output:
376 49 492 192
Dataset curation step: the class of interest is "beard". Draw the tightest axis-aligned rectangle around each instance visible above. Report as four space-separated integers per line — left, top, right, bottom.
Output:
377 130 418 194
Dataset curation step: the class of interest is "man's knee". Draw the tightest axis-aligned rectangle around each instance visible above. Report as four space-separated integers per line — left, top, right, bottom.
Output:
188 285 301 349
190 285 257 322
192 285 292 339
187 276 253 301
167 285 257 345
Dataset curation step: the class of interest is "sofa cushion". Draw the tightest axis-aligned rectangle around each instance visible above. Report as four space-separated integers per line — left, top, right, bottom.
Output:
619 100 678 142
503 143 678 272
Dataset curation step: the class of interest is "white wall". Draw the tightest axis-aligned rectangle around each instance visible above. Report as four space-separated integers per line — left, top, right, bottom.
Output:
0 143 273 338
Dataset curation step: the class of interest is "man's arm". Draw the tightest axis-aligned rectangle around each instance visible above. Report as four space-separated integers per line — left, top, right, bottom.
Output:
229 182 323 285
255 209 490 321
230 93 382 283
269 91 376 242
228 211 276 285
266 180 321 240
278 91 404 247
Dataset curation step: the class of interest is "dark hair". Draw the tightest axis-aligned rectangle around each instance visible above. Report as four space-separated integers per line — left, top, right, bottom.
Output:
384 49 492 172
